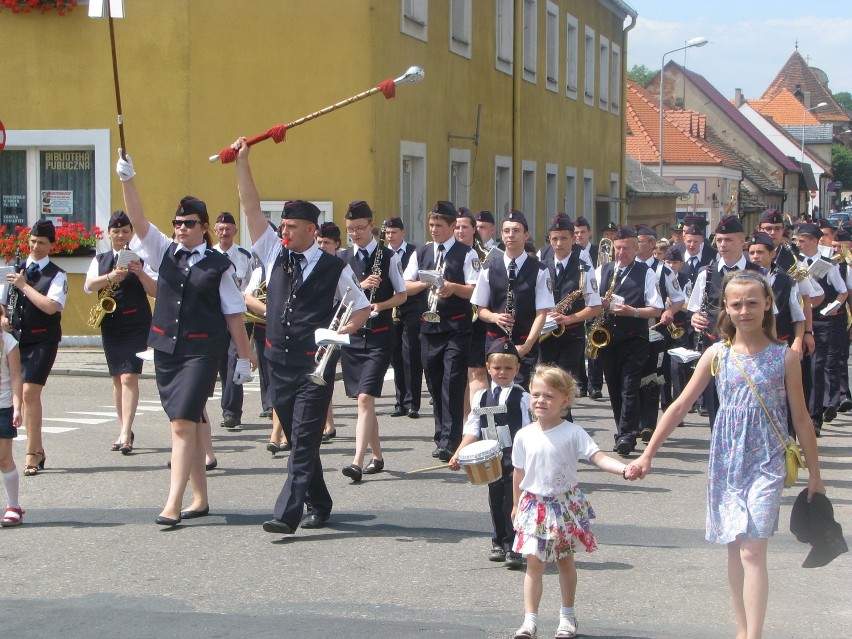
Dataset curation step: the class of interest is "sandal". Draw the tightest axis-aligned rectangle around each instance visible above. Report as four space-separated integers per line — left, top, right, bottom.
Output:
1 506 24 527
513 625 537 639
24 451 45 477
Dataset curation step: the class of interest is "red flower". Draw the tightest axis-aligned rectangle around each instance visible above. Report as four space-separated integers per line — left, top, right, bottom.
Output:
0 0 76 13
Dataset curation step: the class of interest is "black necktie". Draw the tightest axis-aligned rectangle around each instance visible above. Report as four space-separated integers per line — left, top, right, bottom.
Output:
689 257 698 271
110 253 118 270
806 258 814 266
175 249 198 269
616 268 624 282
360 248 370 272
723 265 739 275
509 258 517 281
436 244 445 270
493 386 501 404
290 252 304 286
556 262 564 279
25 262 40 283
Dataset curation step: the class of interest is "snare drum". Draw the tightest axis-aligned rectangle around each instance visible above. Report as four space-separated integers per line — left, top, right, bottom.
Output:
457 440 503 484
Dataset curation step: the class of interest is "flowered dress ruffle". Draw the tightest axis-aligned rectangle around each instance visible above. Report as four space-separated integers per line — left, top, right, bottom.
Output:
707 343 787 544
512 486 597 562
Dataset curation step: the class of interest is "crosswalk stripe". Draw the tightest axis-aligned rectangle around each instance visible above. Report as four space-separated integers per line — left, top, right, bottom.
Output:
43 417 112 425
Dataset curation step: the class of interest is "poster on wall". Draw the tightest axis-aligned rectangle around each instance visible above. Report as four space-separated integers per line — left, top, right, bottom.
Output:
41 190 73 219
1 194 26 227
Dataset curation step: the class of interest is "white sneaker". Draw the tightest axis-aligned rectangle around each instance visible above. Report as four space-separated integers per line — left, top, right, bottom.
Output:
554 616 577 638
513 623 537 638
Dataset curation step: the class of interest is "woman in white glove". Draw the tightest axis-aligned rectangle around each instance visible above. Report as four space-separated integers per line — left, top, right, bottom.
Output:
115 150 252 526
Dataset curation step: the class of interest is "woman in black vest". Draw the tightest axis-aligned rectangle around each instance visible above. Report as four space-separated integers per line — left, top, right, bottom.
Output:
116 152 252 527
84 210 156 454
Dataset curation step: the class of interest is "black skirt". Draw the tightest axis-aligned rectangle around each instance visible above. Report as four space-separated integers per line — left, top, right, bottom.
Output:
341 341 393 398
469 317 488 368
102 323 149 376
154 350 219 422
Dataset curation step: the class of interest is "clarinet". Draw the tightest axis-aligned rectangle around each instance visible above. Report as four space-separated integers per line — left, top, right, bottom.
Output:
7 249 22 331
364 221 388 331
695 259 713 352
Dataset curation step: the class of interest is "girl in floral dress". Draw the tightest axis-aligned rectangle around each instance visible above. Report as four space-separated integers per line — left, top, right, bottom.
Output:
629 272 825 639
511 364 632 639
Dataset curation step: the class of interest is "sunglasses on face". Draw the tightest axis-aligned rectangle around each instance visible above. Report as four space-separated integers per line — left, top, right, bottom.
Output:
172 219 201 229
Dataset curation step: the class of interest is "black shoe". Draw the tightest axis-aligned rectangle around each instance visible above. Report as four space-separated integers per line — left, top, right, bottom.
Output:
389 408 408 417
180 506 210 520
205 459 218 471
342 464 363 483
407 410 420 419
267 442 283 454
578 390 588 398
823 406 838 423
489 546 507 562
839 399 852 413
505 551 524 570
321 429 337 444
437 448 454 462
262 518 295 535
615 440 633 458
363 458 385 474
640 428 654 444
281 442 292 451
259 409 273 419
221 416 240 429
431 447 442 459
589 390 602 400
815 426 822 438
699 408 709 417
156 514 181 527
301 513 331 529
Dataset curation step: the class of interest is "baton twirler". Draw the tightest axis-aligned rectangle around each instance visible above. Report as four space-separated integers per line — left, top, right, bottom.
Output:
209 65 425 164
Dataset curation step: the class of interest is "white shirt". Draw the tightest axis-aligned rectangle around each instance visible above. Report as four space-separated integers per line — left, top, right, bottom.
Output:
0 332 19 408
687 255 750 313
403 237 481 285
599 262 664 310
641 257 686 304
462 384 532 438
798 251 847 298
0 256 67 310
83 250 157 294
137 223 246 315
511 421 601 497
351 238 407 294
550 255 602 307
470 253 555 310
215 243 253 291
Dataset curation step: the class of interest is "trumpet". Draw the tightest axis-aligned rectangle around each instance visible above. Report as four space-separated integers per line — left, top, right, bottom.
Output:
586 265 617 359
540 270 585 342
650 320 685 339
832 245 852 266
309 287 353 386
598 237 613 266
421 262 445 323
87 247 128 329
243 280 268 324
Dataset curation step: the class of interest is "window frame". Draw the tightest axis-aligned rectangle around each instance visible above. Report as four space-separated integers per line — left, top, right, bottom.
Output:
599 35 610 111
584 26 595 106
564 167 577 215
495 155 513 220
545 1 559 93
400 141 427 246
522 159 537 238
401 0 429 42
545 163 558 218
495 0 514 75
610 42 622 114
449 0 472 59
449 148 471 210
565 13 579 99
522 0 537 84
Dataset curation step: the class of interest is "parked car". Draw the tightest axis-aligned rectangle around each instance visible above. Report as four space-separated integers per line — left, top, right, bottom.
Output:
827 213 852 230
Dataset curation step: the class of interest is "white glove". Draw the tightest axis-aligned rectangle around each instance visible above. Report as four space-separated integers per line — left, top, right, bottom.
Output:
116 149 136 182
233 357 253 385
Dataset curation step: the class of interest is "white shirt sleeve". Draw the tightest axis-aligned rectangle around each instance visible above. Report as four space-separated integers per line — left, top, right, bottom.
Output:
662 267 686 303
789 283 806 322
387 252 407 294
470 268 492 307
462 246 481 285
45 268 67 311
462 389 487 438
403 250 420 281
83 256 100 294
339 266 371 312
245 267 263 294
583 267 601 306
535 267 556 310
687 269 708 313
644 268 664 309
137 224 173 272
219 270 247 315
826 264 847 294
251 225 281 285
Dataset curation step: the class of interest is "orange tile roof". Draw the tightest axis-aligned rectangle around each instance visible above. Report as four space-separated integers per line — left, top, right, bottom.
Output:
746 87 821 126
761 49 849 123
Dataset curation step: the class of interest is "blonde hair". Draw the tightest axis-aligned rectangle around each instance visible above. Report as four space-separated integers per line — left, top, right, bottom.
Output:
486 352 521 368
716 272 783 344
655 239 671 252
530 364 577 406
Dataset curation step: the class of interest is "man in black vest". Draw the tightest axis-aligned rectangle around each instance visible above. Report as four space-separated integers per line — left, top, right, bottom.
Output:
595 227 663 456
339 202 407 482
687 215 761 426
473 210 554 388
573 216 600 398
2 220 67 477
233 138 371 534
386 216 425 419
403 201 480 462
831 229 852 413
475 210 498 249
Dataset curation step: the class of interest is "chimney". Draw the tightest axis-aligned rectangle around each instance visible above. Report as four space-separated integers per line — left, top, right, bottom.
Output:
804 91 811 109
734 88 743 107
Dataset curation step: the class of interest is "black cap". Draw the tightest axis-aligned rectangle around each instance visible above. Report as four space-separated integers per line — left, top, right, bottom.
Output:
684 224 705 236
614 226 637 240
603 221 618 232
549 215 574 232
31 219 56 242
574 216 591 229
715 215 744 234
457 206 475 223
318 222 341 242
673 221 685 231
663 246 683 261
749 231 774 249
796 223 823 239
176 196 207 217
789 489 849 569
475 210 495 225
635 224 657 238
835 229 851 242
504 210 528 230
216 212 236 225
385 216 404 230
345 200 373 220
282 200 321 224
759 209 785 225
431 201 457 219
108 210 131 229
683 214 709 228
486 337 520 361
818 218 835 230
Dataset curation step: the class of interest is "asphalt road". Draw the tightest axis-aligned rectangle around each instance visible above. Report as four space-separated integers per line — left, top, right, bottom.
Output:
1 352 849 638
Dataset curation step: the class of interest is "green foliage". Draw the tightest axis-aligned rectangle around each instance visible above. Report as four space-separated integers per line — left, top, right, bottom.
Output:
833 92 852 113
628 64 657 87
833 143 852 189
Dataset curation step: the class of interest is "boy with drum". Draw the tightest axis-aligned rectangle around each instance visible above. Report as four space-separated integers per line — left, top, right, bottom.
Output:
449 338 531 570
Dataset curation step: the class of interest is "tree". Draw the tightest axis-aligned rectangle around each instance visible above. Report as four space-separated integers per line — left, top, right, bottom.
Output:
833 91 852 113
832 143 852 191
628 64 657 87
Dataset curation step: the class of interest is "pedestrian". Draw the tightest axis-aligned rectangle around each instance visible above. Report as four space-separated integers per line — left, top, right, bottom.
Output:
84 210 157 454
628 272 825 639
0 306 24 527
116 150 253 526
510 364 633 639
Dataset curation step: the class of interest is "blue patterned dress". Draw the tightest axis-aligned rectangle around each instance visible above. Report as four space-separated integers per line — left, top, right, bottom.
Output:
707 342 788 544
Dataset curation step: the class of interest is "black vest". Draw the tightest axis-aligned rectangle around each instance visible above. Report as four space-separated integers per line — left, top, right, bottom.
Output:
479 385 525 448
343 243 395 344
770 268 795 341
148 246 231 356
396 243 426 314
265 248 345 367
548 248 589 330
416 241 473 333
15 260 63 346
700 260 761 337
95 251 152 331
599 261 651 341
488 255 546 342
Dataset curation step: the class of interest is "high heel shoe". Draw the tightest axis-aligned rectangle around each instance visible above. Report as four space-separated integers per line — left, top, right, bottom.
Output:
38 450 46 470
23 451 45 477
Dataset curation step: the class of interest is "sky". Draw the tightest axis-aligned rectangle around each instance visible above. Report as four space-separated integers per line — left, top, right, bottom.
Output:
626 0 852 101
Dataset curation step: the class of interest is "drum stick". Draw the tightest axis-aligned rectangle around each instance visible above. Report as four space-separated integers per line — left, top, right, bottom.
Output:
405 463 451 475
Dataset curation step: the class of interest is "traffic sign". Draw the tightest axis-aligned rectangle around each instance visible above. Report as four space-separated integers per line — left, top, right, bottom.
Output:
828 182 837 192
688 183 700 195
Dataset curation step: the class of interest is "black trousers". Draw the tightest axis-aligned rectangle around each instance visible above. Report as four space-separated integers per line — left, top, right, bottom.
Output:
538 328 585 378
422 328 471 452
392 309 423 412
600 336 648 444
253 324 272 412
268 360 335 529
825 314 848 409
218 327 248 421
639 334 666 430
810 319 834 429
489 452 515 551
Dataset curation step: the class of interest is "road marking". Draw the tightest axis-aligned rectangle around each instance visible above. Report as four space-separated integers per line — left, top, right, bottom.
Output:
43 417 112 425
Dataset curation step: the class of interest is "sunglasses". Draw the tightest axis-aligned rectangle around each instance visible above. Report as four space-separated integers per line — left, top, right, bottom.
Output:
172 219 201 229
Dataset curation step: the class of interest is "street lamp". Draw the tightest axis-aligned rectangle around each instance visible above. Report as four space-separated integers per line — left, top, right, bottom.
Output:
801 102 827 162
659 37 709 177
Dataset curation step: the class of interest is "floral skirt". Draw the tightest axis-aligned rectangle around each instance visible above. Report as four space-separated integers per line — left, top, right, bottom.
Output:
512 487 597 563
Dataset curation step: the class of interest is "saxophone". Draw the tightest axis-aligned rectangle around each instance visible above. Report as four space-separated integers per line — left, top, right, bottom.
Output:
87 247 127 329
7 249 21 331
586 265 618 359
540 270 585 342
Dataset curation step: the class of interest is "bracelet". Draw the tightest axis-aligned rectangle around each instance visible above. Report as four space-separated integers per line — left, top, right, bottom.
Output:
633 309 639 318
804 330 813 335
622 467 629 480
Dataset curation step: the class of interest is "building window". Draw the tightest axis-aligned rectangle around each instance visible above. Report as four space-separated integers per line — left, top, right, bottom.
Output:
495 0 513 75
449 0 472 58
253 200 332 239
564 167 577 214
583 169 594 218
0 128 110 230
401 0 428 42
584 26 595 106
565 14 578 99
522 0 537 83
401 141 427 246
545 163 558 218
449 148 471 209
522 160 537 238
545 2 558 92
599 36 610 110
495 155 513 220
611 43 621 114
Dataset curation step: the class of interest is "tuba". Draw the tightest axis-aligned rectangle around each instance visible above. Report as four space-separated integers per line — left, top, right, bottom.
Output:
243 280 268 324
309 287 354 386
586 265 618 359
87 247 128 329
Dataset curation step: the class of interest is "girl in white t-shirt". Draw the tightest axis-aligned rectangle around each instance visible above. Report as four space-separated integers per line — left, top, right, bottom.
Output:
0 306 25 527
510 364 632 639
